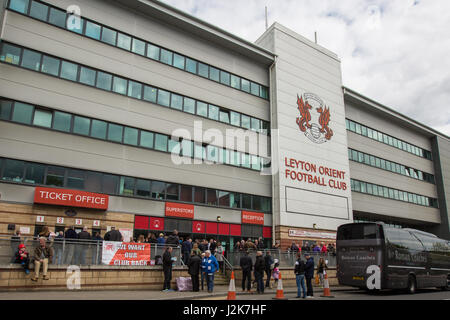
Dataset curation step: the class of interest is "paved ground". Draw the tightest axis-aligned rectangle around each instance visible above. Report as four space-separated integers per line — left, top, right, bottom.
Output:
0 285 353 300
0 285 448 300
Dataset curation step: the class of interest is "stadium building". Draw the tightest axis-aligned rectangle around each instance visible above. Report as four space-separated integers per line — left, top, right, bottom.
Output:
0 0 448 253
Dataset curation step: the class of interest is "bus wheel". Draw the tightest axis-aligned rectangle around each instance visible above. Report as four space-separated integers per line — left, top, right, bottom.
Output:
440 275 450 291
407 275 416 294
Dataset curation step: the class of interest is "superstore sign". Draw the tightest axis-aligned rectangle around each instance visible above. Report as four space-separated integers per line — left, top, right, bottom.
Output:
284 157 347 191
34 187 108 209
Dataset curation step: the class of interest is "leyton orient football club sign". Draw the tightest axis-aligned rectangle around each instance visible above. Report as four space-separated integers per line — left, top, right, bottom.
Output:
296 93 333 144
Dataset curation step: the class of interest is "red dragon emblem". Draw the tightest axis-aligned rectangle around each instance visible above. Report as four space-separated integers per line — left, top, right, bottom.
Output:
316 106 333 140
296 95 312 132
296 93 333 144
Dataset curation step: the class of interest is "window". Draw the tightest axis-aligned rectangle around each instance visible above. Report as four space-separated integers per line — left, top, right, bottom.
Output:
102 174 119 194
107 123 123 143
196 102 208 117
139 131 154 149
2 159 25 182
150 181 165 199
132 38 146 56
60 61 78 81
209 67 220 82
207 189 218 206
181 140 193 158
251 155 261 171
73 116 90 135
160 49 173 65
208 105 219 120
219 109 230 124
166 184 179 200
124 127 138 145
30 1 49 21
260 86 268 99
0 43 21 65
94 71 112 90
117 33 131 51
67 15 83 34
24 162 45 184
101 27 117 46
135 179 151 197
12 102 34 124
157 89 170 107
79 67 96 86
128 81 142 99
85 21 101 40
168 138 180 155
147 44 160 60
185 58 197 74
207 145 218 162
230 193 240 208
155 134 168 152
194 144 205 159
45 166 65 187
241 79 250 93
183 97 195 114
242 194 252 209
21 49 41 71
90 119 107 140
120 176 135 196
241 114 250 129
180 185 192 202
143 86 157 103
0 100 13 120
33 109 52 128
194 187 205 203
230 111 240 127
220 71 230 86
67 169 85 189
229 150 240 166
230 75 240 89
250 82 260 96
52 111 71 132
218 191 229 207
198 63 209 78
9 0 29 14
112 76 127 95
170 94 183 110
251 118 261 132
173 54 185 70
41 55 60 76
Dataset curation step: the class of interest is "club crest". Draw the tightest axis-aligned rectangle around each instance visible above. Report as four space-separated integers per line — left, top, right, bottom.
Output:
296 93 333 144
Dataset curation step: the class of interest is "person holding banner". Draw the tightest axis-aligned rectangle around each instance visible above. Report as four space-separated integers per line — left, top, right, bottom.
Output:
162 246 174 292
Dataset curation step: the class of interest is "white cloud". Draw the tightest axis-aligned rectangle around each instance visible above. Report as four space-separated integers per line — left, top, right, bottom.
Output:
160 0 450 137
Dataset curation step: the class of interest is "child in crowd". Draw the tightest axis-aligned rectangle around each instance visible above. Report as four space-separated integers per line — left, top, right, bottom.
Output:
272 260 280 287
15 244 30 274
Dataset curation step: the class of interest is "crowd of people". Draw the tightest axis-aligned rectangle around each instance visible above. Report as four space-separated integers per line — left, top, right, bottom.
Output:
10 226 335 294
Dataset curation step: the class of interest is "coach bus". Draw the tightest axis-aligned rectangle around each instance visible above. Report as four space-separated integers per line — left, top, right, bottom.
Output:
336 222 450 293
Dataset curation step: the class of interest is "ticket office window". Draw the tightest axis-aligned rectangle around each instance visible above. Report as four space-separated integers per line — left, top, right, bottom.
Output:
241 224 263 240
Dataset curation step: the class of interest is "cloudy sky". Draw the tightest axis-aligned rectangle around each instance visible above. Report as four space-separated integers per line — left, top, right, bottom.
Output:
160 0 450 137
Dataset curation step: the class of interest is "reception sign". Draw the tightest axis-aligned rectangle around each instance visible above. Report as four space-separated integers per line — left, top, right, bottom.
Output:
34 187 108 210
102 241 151 266
242 211 264 225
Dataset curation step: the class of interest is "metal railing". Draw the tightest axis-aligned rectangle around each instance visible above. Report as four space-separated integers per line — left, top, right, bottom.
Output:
225 249 336 268
0 236 183 266
1 236 335 268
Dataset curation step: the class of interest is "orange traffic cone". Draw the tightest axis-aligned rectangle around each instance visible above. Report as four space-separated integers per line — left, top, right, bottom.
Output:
272 272 287 300
227 271 236 300
320 271 334 298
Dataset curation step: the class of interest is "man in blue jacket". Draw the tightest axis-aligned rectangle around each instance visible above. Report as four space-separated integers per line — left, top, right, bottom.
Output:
181 237 193 265
203 250 219 293
304 253 315 298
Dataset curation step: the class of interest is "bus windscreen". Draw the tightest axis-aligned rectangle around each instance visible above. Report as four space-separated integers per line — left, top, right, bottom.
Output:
337 223 381 240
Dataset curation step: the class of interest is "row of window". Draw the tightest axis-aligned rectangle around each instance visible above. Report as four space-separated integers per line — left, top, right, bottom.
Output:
0 98 269 171
0 157 272 213
345 119 432 160
353 217 413 230
350 178 438 208
0 41 270 135
348 148 435 184
7 0 269 100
